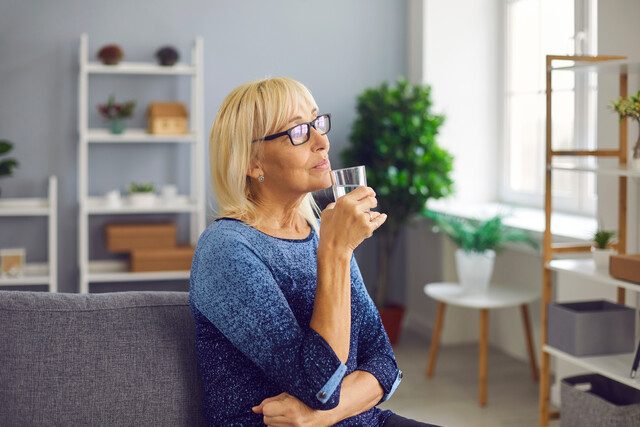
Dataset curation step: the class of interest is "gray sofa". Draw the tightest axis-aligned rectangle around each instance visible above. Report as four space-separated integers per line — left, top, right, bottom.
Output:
0 290 205 426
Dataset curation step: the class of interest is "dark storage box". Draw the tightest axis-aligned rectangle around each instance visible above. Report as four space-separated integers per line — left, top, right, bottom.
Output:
610 254 640 285
547 300 635 356
561 374 640 427
130 246 195 272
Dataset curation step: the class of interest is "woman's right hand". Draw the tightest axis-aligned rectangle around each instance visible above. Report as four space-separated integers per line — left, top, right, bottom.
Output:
318 186 387 257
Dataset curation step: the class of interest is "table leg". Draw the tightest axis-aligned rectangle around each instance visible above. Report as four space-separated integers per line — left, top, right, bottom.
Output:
521 304 539 382
479 308 489 406
426 302 446 378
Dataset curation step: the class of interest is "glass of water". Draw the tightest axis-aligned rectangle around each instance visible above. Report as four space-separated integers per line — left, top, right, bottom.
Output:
332 165 367 201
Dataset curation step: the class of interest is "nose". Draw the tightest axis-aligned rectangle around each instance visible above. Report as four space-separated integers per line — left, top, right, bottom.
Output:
308 126 329 152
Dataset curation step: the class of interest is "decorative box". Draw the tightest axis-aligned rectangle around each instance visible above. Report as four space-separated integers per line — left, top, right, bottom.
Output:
610 254 640 285
105 223 176 253
547 300 635 356
147 102 188 135
561 374 640 427
130 246 195 272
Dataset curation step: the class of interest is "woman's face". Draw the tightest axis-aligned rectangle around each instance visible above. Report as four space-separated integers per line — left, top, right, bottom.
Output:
254 101 332 199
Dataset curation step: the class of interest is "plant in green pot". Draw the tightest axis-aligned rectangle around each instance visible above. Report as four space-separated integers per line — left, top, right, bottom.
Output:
0 140 19 197
341 78 454 344
97 95 136 135
425 212 538 294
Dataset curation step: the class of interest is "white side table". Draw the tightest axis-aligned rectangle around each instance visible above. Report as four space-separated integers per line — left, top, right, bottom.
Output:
424 282 540 406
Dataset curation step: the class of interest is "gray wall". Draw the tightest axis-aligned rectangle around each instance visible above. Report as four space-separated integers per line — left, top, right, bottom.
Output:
0 0 408 293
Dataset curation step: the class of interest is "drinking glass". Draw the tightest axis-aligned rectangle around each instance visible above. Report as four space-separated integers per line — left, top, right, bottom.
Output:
332 165 367 201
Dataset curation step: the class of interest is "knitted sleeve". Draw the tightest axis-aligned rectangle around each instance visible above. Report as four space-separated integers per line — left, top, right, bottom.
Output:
190 228 346 410
351 258 402 402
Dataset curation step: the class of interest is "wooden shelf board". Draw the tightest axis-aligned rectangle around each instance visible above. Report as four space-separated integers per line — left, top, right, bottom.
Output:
86 129 197 143
0 198 50 216
544 345 640 391
85 61 195 75
0 263 50 286
547 259 640 292
551 58 640 74
87 260 189 283
549 164 640 177
85 195 197 214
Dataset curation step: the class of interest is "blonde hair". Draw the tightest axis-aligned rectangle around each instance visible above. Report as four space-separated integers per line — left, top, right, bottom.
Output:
209 77 321 231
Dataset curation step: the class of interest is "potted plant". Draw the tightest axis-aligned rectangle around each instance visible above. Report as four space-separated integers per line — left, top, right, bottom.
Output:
127 181 156 207
425 212 538 294
155 46 179 66
609 90 640 170
0 140 19 197
97 95 136 134
97 44 124 65
591 229 616 269
341 78 454 344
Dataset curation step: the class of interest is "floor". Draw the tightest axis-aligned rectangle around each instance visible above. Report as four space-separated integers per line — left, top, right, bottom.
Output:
378 329 560 427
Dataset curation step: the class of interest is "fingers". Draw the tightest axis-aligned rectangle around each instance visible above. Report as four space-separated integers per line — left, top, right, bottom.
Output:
368 211 388 230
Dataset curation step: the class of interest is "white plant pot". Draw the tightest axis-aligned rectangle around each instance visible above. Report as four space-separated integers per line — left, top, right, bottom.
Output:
591 247 615 270
455 249 496 294
129 193 157 207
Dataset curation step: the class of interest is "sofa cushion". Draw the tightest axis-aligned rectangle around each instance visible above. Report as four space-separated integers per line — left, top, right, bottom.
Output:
0 291 204 426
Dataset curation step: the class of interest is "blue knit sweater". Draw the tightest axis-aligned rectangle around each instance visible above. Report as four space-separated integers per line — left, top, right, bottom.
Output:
189 218 401 426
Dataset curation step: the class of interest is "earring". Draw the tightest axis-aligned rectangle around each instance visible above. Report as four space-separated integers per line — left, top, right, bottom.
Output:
258 175 264 183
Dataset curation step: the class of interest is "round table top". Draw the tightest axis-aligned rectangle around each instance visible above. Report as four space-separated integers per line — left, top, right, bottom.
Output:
424 282 540 309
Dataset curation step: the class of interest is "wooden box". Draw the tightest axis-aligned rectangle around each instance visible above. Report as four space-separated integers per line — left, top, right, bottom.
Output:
130 246 195 272
147 102 188 135
609 254 640 284
105 223 176 253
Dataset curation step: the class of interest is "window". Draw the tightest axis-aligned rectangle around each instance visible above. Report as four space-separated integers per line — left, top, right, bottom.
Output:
502 0 597 215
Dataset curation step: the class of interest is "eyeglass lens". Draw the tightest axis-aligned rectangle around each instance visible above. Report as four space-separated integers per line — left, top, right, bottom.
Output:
290 115 331 145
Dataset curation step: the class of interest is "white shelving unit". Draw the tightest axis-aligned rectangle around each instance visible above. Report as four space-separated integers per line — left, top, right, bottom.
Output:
540 55 640 425
0 176 58 292
77 34 205 294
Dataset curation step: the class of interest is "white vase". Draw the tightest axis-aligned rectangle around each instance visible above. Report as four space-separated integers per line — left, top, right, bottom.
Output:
591 247 615 270
129 193 157 207
455 249 496 294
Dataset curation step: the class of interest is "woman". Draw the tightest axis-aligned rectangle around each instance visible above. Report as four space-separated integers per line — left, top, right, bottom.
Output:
190 77 435 426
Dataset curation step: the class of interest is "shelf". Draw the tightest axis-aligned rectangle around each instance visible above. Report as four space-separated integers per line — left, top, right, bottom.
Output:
85 61 196 75
86 129 197 143
547 259 640 292
0 263 50 286
87 260 190 283
552 58 640 74
550 164 640 177
86 195 198 214
544 345 640 391
0 198 50 216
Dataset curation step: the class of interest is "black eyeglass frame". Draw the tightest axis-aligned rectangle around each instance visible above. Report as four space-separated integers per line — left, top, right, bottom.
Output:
252 114 331 146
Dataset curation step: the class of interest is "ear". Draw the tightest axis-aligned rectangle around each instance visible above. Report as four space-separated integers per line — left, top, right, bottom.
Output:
246 160 262 180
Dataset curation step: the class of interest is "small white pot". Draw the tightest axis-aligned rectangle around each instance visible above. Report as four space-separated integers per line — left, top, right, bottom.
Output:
591 247 615 270
455 249 495 294
129 192 157 207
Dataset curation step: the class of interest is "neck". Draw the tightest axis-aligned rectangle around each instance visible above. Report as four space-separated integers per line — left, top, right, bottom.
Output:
251 191 310 238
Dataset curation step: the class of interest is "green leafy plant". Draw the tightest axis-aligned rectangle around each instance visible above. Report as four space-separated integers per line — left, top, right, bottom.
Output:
0 140 19 178
593 230 616 249
97 95 136 120
341 78 454 308
425 211 538 253
127 182 156 194
609 90 640 120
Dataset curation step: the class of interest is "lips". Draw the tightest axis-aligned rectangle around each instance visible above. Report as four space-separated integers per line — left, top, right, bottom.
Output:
314 159 330 170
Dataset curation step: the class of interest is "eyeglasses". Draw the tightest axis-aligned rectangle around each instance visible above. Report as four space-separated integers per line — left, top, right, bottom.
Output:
252 114 331 146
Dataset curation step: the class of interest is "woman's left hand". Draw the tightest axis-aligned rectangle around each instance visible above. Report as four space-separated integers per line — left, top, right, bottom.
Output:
252 393 328 426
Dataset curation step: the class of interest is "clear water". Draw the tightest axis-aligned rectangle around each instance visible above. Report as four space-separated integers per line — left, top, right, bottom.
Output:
333 184 360 200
